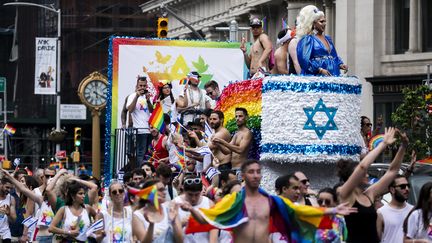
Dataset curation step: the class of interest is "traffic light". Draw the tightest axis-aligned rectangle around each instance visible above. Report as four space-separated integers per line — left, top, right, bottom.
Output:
157 17 168 38
74 127 81 147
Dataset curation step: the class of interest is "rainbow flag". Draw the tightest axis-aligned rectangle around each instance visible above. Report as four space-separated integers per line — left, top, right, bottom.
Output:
175 146 185 169
3 124 16 136
186 188 335 242
282 18 288 29
128 185 159 210
179 78 188 85
149 103 165 133
49 162 63 170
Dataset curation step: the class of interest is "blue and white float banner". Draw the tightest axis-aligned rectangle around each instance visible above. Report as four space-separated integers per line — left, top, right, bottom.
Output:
260 75 363 163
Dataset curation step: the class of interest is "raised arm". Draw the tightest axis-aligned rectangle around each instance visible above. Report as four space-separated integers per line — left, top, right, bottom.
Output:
240 37 251 69
126 92 139 113
338 127 397 200
1 169 43 206
46 169 68 210
69 177 98 206
366 131 408 198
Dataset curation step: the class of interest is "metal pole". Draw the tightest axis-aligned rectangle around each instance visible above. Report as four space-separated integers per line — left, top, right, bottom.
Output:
4 78 7 159
55 9 61 152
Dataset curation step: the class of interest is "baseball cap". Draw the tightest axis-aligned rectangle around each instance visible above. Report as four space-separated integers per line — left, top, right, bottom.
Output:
250 18 262 27
187 71 201 78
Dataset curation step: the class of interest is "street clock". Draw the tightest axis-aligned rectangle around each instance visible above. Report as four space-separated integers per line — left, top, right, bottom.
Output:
77 71 108 179
77 71 108 110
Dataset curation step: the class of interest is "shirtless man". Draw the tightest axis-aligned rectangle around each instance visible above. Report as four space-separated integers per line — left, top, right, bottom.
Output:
271 28 292 74
212 107 252 170
181 160 356 243
240 18 273 77
207 111 232 171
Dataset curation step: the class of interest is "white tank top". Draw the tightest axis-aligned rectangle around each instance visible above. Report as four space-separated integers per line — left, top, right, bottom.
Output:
377 203 413 243
101 207 133 243
134 204 170 240
0 194 11 239
62 206 91 242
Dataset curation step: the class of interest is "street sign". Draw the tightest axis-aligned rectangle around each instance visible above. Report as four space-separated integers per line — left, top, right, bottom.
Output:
60 104 87 120
0 77 5 92
55 150 67 159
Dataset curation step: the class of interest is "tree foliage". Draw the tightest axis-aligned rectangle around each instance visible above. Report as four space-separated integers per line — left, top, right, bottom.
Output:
391 85 432 159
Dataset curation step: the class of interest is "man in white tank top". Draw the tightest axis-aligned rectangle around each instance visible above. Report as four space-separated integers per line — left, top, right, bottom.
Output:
173 175 217 242
377 175 413 243
0 177 17 242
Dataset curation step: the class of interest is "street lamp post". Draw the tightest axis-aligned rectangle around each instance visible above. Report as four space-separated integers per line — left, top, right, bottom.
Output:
3 2 61 152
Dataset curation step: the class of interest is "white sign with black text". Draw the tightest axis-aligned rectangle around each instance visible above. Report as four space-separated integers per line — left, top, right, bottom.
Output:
60 104 87 120
35 37 57 95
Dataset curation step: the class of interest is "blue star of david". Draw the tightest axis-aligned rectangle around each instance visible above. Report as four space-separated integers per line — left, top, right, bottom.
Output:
303 98 338 139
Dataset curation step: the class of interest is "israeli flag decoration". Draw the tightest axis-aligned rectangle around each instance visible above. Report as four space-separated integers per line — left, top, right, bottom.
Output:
260 75 363 163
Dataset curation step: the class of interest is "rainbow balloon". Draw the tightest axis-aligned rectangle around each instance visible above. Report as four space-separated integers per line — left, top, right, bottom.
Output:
369 134 384 151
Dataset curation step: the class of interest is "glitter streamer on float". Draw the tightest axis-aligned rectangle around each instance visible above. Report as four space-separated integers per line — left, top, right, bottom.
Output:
215 78 263 159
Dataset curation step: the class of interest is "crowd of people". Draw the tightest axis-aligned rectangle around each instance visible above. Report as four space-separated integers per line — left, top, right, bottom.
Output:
0 4 428 243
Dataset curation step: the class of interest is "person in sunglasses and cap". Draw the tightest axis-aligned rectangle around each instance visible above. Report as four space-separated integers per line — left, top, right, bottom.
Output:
240 17 273 77
173 175 218 242
176 71 212 126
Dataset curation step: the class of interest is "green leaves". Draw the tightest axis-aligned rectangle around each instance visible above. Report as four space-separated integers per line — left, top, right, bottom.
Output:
392 85 432 159
192 56 209 73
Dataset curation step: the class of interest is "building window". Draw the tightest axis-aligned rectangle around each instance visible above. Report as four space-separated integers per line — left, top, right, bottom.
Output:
394 0 409 54
422 0 432 52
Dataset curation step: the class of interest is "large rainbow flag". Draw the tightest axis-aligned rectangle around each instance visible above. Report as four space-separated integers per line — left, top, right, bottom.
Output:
185 188 336 242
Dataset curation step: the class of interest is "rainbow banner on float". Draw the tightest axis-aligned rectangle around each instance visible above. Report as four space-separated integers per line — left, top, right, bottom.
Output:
260 75 363 163
106 37 246 182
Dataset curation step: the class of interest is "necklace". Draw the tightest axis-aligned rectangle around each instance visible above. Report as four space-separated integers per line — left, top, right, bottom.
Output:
110 206 126 243
187 87 203 108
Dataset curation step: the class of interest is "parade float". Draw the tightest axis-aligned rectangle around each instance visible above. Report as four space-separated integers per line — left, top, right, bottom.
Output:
106 37 363 189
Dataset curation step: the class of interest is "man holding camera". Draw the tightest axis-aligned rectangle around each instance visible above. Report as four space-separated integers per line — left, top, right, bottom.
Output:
176 71 211 126
127 76 153 164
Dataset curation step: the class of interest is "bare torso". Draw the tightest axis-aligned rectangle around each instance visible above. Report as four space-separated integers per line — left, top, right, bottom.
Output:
231 128 252 169
208 127 232 165
233 194 270 243
271 46 288 74
250 36 269 75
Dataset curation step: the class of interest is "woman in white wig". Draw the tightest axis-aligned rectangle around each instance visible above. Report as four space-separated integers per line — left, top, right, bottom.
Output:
296 5 348 76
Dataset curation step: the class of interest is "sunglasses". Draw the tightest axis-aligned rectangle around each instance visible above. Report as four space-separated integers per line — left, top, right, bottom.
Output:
45 175 54 179
394 184 410 190
317 198 332 207
300 179 310 185
206 91 214 96
184 178 201 185
364 123 372 127
111 189 124 195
